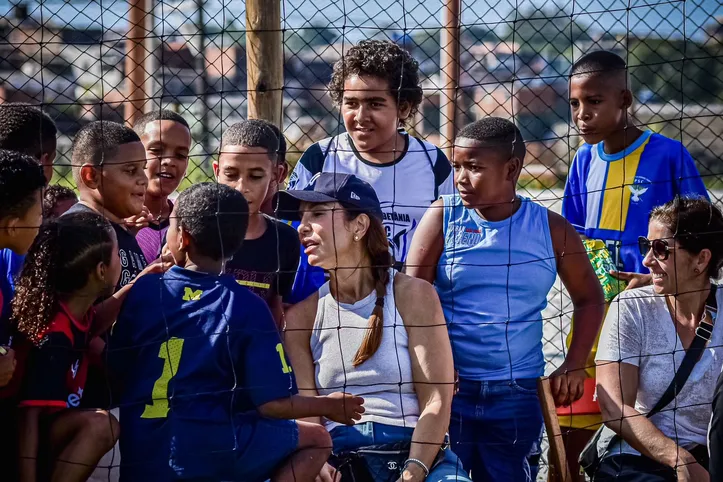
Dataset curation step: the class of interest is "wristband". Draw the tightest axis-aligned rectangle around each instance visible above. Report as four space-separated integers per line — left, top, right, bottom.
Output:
403 458 430 477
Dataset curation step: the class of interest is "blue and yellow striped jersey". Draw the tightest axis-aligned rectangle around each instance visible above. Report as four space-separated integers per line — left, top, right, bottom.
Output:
562 131 709 273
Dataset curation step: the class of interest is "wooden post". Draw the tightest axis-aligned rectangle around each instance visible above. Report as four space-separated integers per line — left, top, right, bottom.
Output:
246 0 283 128
124 0 147 126
538 377 574 482
439 0 460 159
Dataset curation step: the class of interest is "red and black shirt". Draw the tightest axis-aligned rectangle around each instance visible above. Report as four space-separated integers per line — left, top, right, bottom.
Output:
17 304 93 411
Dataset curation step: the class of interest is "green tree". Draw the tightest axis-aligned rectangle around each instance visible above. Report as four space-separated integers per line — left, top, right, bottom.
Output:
284 25 339 53
629 38 722 104
503 6 591 54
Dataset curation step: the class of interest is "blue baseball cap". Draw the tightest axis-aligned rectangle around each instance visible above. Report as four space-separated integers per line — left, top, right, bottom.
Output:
275 172 383 221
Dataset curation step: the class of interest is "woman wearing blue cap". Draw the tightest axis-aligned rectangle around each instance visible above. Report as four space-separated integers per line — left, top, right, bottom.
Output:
279 172 470 482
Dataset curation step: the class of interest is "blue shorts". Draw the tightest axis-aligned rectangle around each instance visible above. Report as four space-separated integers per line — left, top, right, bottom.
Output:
122 416 299 482
227 416 299 481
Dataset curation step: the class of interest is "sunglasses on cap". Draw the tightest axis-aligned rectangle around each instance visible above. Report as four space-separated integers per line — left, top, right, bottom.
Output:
638 236 676 261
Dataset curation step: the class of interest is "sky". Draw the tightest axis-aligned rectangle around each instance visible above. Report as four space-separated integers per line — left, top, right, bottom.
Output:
0 0 720 42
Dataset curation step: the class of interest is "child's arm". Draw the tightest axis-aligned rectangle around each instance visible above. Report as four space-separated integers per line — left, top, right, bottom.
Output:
18 407 41 482
258 392 364 425
243 295 364 424
91 256 173 337
549 211 605 407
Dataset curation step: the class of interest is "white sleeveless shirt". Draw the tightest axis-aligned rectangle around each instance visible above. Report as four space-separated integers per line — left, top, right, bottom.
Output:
311 270 420 431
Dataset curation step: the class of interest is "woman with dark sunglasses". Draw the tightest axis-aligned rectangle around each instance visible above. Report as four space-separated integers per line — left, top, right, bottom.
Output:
593 196 723 482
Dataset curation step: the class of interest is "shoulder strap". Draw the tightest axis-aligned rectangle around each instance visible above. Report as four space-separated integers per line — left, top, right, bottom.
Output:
647 285 718 417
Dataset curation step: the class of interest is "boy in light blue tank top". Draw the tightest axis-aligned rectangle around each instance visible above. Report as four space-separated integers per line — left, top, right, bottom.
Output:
407 118 604 482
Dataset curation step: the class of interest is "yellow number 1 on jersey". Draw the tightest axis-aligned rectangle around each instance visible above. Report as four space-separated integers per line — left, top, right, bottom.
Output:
142 338 185 419
276 343 292 374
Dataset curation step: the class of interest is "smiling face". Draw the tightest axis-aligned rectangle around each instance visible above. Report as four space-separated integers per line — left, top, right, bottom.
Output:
214 145 274 215
341 74 410 155
78 141 148 221
569 73 628 146
141 120 191 199
642 219 708 295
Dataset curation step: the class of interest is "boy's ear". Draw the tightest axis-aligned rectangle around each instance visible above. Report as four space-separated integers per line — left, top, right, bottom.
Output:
276 163 289 185
507 157 522 183
79 164 100 190
621 89 634 110
397 101 412 122
178 225 192 252
212 161 220 179
0 215 20 235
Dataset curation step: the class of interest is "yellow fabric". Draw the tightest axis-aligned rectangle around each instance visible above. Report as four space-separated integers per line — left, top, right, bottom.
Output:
558 413 603 431
598 138 650 232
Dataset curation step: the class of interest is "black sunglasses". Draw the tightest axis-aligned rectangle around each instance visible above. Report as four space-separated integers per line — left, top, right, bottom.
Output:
638 236 676 261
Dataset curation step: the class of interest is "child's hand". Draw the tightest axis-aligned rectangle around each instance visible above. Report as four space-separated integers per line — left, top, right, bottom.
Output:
139 255 174 278
0 347 17 387
324 392 364 425
124 206 155 235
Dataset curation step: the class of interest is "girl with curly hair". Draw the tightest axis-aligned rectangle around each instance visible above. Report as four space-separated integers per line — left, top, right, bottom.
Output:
12 211 121 482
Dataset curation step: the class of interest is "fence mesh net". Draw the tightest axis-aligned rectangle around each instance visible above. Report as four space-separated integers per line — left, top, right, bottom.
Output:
1 0 722 480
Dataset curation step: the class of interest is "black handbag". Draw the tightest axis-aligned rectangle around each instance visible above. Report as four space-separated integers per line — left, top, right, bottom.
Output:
579 285 718 478
329 441 411 482
329 440 447 482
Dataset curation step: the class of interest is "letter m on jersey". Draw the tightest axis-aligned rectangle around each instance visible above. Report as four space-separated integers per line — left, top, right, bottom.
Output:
182 287 203 301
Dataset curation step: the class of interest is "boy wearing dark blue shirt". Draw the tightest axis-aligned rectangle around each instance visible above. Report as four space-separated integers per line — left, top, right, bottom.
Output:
110 182 363 481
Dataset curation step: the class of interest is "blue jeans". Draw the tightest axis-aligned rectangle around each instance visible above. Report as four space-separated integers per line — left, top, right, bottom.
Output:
449 378 544 482
330 422 472 482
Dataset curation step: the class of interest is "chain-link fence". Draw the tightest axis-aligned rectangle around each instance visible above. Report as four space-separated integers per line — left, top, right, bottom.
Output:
1 0 722 480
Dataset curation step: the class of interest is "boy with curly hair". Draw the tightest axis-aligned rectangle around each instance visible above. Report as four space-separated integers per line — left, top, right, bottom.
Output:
288 40 453 269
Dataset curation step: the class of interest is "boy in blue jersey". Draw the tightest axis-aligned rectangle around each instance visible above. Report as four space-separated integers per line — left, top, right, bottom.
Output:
109 182 364 482
563 50 709 274
561 50 709 479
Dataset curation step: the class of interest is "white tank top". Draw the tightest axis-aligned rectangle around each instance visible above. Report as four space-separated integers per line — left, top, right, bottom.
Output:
311 269 420 431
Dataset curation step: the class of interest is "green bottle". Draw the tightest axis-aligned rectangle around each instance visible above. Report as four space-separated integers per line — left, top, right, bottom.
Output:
583 239 627 302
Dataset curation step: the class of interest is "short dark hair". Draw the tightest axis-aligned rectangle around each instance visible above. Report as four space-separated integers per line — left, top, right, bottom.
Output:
0 103 57 160
71 121 142 181
570 50 627 79
132 109 190 137
175 182 249 261
456 117 526 161
43 185 77 217
221 119 285 165
0 149 46 221
650 196 723 278
328 40 423 118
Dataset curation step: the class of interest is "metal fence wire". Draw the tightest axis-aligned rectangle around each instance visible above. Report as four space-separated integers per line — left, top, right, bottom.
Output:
1 0 722 480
